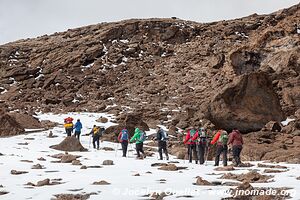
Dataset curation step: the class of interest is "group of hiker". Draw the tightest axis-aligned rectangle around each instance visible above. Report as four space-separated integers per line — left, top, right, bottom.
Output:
63 117 243 166
184 128 244 167
63 117 105 150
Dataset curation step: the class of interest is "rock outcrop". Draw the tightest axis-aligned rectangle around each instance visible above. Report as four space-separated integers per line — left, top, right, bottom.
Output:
0 5 299 133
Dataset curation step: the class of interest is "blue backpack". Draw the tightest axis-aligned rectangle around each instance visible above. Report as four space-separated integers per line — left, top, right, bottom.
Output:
121 129 129 140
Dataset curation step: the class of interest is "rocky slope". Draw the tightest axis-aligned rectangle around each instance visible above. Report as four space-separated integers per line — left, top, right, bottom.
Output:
0 4 299 133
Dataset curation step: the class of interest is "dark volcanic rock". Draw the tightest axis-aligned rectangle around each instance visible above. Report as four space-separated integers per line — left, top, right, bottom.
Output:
208 72 284 132
0 110 25 137
50 136 87 152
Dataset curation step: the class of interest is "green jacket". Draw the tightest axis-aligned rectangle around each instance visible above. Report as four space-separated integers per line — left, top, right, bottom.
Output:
130 128 142 144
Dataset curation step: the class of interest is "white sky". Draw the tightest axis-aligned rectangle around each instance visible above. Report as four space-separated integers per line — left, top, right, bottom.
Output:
0 0 299 44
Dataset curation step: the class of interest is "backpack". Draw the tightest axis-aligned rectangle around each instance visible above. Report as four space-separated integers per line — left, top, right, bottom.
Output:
189 129 197 142
199 129 207 143
160 129 168 141
121 129 129 140
218 131 228 145
139 131 147 142
99 127 105 137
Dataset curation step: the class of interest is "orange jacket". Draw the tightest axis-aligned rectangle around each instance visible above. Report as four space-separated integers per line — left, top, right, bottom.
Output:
210 130 221 145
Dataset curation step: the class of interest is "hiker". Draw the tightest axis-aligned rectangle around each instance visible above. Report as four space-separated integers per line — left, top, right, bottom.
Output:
183 127 198 164
89 125 104 149
192 127 207 164
211 130 228 166
118 128 129 157
156 125 169 160
228 129 243 167
64 117 74 137
73 119 82 140
130 128 146 159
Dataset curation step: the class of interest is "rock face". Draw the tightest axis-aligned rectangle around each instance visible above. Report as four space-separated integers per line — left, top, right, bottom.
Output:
8 112 42 129
0 4 299 133
0 110 25 136
50 136 87 152
208 72 284 132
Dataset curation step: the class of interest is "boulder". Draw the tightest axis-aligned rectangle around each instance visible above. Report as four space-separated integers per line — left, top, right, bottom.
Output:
92 180 110 185
208 72 284 132
0 110 25 137
104 113 149 138
102 160 114 165
36 179 50 187
8 112 42 129
50 136 87 152
263 121 282 132
195 177 212 186
10 170 28 175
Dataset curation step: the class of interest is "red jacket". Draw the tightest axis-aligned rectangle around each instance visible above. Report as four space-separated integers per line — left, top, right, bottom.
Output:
183 130 197 145
228 130 243 146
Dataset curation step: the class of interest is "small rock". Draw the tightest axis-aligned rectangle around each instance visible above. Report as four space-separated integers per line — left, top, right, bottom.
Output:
17 142 28 145
48 131 53 137
101 147 114 151
195 177 212 186
36 178 50 187
20 160 33 163
102 160 114 165
0 153 3 156
0 191 9 195
263 169 287 173
158 164 178 171
151 163 168 167
96 117 108 123
37 157 46 161
31 164 44 169
297 176 300 180
92 180 111 185
80 165 87 169
133 173 140 176
145 171 152 174
285 139 294 145
25 182 35 186
54 193 91 200
257 163 287 169
72 160 82 165
61 154 77 163
11 170 28 175
24 138 35 140
214 166 235 171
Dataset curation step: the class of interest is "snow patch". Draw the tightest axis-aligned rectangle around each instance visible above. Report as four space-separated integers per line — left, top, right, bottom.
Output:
281 118 295 126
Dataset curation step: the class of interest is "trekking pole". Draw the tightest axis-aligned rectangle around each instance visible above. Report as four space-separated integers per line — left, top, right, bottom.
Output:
88 134 91 148
204 147 210 166
114 143 118 157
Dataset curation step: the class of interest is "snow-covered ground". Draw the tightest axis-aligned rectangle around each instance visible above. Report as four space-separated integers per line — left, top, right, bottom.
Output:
0 112 299 200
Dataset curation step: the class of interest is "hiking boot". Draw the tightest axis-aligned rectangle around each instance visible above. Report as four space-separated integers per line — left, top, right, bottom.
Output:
166 156 169 160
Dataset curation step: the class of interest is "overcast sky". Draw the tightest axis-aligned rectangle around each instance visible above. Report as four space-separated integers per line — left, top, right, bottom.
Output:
0 0 299 44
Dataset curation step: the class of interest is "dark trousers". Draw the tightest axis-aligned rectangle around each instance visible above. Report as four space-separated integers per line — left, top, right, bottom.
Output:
66 128 72 136
232 145 243 166
197 143 206 164
215 145 228 166
74 131 81 140
158 141 169 160
188 144 198 163
136 143 145 158
121 141 128 157
93 135 100 149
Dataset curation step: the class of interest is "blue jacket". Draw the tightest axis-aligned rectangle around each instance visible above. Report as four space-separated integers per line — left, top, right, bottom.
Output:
74 121 82 132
